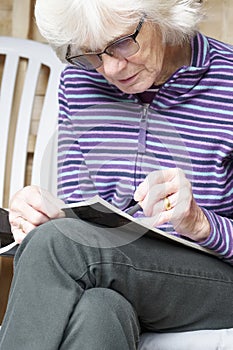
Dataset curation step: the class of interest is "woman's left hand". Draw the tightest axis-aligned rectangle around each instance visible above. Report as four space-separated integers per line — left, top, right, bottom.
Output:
134 168 211 242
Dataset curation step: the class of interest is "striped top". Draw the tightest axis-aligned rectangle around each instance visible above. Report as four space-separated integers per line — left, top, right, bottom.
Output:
57 32 233 264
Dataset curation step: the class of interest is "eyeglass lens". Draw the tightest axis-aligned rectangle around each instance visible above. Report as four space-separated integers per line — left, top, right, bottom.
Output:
106 37 139 57
73 55 102 69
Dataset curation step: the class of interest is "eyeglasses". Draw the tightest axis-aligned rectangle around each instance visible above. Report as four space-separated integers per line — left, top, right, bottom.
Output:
66 17 145 70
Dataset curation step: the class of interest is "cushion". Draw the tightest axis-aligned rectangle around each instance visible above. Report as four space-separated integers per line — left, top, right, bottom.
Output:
138 328 233 350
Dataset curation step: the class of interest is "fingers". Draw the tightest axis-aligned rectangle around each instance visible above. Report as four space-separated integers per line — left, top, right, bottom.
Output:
10 198 50 227
134 168 178 202
134 168 210 241
9 185 66 243
134 168 180 201
10 216 37 244
37 187 66 219
133 168 192 223
10 186 65 222
134 168 185 216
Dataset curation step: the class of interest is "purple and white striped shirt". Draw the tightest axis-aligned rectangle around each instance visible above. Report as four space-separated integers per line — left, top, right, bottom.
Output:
57 33 233 264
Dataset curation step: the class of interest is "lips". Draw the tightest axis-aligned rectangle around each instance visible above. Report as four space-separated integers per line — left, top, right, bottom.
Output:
118 73 139 84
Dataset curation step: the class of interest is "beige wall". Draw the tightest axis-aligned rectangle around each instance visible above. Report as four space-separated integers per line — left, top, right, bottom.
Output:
0 0 43 41
200 0 233 44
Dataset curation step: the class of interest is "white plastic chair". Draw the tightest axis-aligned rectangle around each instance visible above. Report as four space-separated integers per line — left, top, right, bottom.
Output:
0 36 233 350
0 36 64 208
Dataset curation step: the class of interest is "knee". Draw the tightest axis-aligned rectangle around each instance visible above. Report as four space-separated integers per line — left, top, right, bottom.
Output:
80 288 129 312
80 288 140 331
15 218 76 263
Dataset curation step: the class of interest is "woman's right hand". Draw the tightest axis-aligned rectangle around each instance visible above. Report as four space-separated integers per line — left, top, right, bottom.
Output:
9 185 65 243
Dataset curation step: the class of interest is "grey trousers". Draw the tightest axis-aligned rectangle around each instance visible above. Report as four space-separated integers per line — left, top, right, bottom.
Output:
1 217 233 349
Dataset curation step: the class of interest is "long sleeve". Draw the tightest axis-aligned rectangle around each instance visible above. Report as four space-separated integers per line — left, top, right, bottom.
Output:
200 209 233 265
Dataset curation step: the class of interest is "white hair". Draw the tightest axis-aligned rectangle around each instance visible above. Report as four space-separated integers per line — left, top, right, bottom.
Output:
34 0 204 61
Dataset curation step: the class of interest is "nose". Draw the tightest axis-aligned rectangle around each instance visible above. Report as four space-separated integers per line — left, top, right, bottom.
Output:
100 54 128 76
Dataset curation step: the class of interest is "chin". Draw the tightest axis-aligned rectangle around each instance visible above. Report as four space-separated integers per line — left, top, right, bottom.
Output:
118 82 152 95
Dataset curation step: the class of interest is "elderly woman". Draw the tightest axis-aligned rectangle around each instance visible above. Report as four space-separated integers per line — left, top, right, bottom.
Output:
1 0 233 349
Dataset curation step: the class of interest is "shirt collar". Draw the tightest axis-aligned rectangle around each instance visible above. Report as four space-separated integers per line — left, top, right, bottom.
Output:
150 32 211 108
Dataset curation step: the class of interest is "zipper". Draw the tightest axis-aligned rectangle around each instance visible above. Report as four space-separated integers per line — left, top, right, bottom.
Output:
138 104 149 154
133 103 149 193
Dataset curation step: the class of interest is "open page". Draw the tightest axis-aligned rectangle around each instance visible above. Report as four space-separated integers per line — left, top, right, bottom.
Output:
62 195 217 257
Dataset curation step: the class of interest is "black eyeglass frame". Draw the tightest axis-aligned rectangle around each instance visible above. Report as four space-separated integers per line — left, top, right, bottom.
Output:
66 16 145 70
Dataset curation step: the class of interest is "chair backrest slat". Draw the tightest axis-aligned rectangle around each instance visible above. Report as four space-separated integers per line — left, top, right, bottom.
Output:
31 68 61 197
9 59 42 200
0 54 19 205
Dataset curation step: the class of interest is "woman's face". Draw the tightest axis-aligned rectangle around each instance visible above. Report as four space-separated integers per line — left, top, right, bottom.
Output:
96 21 168 94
